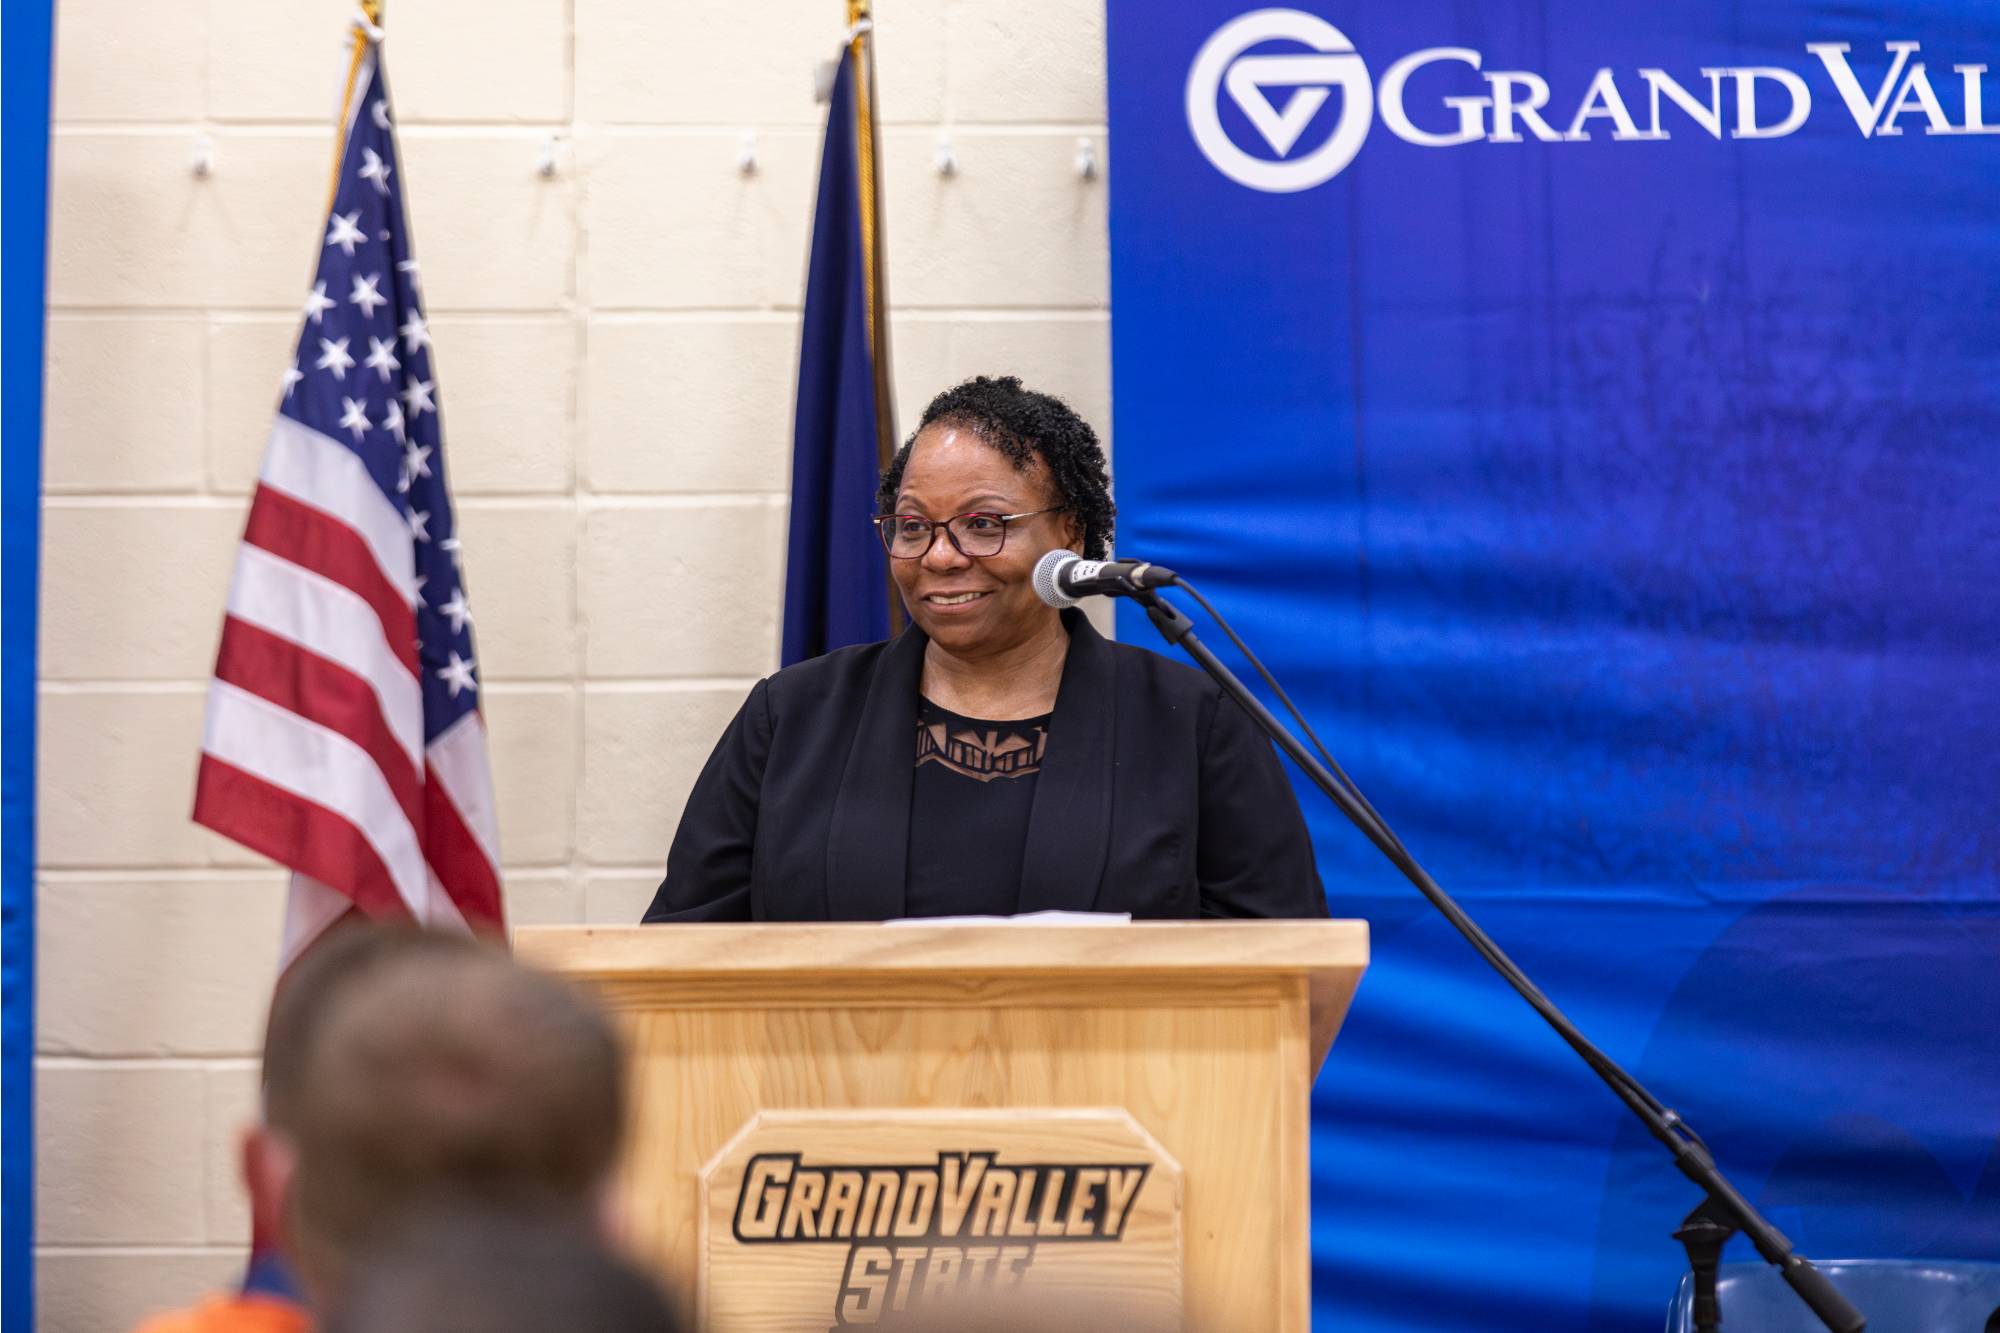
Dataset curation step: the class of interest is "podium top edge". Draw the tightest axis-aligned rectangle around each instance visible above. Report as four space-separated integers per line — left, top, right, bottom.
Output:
513 920 1369 980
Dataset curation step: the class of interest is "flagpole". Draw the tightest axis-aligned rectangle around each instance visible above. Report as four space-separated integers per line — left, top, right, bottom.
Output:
847 0 896 460
330 1 385 205
847 0 905 634
248 4 389 1282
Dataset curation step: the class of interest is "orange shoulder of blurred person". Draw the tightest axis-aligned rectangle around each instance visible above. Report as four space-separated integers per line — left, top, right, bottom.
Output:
131 1293 312 1333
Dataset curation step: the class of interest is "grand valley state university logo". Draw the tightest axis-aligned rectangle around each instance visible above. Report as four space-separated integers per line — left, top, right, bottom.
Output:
735 1151 1152 1322
1187 7 2000 191
699 1111 1184 1331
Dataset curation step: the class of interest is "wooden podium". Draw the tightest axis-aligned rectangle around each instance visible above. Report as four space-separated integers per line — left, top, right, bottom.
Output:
516 921 1367 1332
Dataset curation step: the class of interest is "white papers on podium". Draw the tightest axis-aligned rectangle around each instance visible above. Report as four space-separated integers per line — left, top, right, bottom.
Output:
884 910 1133 926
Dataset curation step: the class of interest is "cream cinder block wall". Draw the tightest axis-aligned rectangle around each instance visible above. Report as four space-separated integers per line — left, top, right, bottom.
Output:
36 1 1110 1325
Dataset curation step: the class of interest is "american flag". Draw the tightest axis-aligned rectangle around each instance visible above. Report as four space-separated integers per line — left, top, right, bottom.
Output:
195 33 504 962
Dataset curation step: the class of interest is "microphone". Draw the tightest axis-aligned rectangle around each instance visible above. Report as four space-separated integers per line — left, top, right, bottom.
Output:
1032 550 1178 608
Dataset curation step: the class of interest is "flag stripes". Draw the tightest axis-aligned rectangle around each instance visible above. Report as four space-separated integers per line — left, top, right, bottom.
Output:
194 35 502 963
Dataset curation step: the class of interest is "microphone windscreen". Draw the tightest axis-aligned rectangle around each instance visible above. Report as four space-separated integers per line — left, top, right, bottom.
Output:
1032 549 1081 609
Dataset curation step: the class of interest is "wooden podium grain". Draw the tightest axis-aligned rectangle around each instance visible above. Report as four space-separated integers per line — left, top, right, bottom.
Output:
517 921 1367 1331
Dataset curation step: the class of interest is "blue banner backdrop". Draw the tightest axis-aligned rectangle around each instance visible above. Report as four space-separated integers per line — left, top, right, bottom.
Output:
1106 3 1999 1329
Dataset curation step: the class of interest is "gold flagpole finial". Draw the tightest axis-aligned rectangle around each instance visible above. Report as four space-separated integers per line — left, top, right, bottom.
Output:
331 2 386 202
846 0 871 58
353 0 385 42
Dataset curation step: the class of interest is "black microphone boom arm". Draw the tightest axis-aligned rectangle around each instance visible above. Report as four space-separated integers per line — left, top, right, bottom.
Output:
1125 583 1865 1333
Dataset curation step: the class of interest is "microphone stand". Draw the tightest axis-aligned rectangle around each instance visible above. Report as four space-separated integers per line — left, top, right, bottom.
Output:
1124 582 1865 1333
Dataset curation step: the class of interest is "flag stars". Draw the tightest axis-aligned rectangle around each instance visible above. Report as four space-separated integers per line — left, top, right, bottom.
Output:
438 588 472 634
289 113 478 729
359 146 393 195
399 312 431 355
316 336 355 379
349 272 388 319
364 336 400 383
437 651 478 699
303 281 335 324
401 376 436 418
338 396 371 440
326 210 365 256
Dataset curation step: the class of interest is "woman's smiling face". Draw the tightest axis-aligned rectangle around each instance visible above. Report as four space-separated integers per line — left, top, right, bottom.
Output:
886 424 1079 657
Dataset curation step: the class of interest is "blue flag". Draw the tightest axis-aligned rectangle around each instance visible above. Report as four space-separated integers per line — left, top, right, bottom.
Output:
782 45 891 666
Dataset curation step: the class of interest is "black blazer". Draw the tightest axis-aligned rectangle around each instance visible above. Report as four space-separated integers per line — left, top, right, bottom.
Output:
642 611 1327 922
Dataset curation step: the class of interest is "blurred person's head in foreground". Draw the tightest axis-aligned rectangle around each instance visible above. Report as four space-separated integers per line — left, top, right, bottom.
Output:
239 925 478 1294
272 924 626 1305
320 1203 682 1333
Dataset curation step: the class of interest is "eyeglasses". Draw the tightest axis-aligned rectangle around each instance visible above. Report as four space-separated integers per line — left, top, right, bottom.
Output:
872 509 1058 560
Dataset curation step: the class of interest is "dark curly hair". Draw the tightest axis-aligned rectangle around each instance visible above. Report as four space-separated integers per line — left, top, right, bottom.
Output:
876 376 1115 561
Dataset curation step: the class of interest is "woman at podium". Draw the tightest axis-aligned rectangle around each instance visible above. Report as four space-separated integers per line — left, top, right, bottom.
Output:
643 376 1326 923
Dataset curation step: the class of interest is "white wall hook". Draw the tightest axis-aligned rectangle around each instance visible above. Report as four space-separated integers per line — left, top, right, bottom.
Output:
934 131 957 177
535 134 559 178
737 130 758 175
1074 136 1098 180
191 133 214 178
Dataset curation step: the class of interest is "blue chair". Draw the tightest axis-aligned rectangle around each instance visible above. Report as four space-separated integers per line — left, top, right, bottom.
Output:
1666 1260 2000 1332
